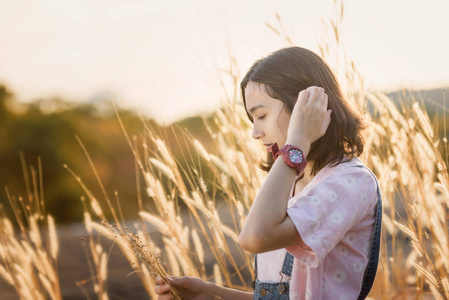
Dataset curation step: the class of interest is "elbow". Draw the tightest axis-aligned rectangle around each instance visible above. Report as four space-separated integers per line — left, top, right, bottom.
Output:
238 231 252 253
239 228 270 254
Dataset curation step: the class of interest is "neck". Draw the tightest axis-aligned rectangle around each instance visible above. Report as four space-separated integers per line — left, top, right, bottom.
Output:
301 163 314 184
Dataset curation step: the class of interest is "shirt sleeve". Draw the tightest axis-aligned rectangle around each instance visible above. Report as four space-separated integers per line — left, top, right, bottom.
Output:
285 165 378 268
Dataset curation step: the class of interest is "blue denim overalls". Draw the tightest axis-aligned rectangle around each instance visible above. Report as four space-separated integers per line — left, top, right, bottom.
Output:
253 252 294 300
252 164 382 300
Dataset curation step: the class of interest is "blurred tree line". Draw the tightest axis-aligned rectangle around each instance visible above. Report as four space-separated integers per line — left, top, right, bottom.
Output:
0 84 214 224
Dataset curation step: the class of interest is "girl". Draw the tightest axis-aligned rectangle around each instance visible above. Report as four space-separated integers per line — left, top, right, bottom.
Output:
155 47 381 300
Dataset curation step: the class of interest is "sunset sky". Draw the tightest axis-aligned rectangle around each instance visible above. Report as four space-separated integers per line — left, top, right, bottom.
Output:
0 0 448 123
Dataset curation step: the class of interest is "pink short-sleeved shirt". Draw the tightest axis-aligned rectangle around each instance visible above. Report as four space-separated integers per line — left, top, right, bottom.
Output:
256 157 378 300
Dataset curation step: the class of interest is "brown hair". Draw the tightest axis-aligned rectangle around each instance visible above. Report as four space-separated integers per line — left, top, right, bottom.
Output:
240 47 367 175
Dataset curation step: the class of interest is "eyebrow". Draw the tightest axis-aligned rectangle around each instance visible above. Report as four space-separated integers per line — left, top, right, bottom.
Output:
248 104 265 115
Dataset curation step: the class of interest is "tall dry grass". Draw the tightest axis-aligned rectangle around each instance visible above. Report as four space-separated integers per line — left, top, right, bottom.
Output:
68 88 266 299
0 156 62 300
1 1 448 299
363 93 449 299
315 1 449 298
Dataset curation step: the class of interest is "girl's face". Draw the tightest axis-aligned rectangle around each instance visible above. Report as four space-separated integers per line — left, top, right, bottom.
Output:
245 81 291 148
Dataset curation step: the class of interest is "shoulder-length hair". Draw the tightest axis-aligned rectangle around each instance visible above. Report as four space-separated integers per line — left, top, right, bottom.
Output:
240 47 367 175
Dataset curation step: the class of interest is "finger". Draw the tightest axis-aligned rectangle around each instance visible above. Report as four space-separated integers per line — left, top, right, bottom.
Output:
169 276 190 289
155 283 171 295
306 86 318 93
316 88 325 106
296 89 310 106
159 294 173 300
318 109 332 137
306 86 318 104
322 93 329 110
323 109 333 129
157 276 177 285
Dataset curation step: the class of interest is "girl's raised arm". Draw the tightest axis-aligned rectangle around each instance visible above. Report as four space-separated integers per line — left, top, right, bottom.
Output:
239 87 332 254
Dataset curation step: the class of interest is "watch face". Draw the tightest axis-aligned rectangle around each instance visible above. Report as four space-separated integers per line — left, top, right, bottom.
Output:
288 149 303 163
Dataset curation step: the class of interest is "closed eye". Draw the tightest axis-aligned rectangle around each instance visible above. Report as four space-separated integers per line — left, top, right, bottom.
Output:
257 115 266 120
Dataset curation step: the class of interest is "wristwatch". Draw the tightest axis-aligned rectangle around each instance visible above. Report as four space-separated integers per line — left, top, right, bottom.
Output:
268 143 307 176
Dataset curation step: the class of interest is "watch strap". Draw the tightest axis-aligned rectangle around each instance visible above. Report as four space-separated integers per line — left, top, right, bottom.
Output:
267 143 307 175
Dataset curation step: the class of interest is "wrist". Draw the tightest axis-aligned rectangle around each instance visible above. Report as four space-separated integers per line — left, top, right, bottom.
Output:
271 144 308 177
205 282 223 300
284 139 310 157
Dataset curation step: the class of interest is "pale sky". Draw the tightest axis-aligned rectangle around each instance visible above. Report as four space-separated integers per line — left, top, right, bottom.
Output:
0 0 448 123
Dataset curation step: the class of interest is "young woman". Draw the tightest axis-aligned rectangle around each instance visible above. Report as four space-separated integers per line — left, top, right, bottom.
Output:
155 47 381 300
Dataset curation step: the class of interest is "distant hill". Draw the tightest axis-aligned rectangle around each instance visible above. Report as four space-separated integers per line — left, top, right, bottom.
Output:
386 87 449 116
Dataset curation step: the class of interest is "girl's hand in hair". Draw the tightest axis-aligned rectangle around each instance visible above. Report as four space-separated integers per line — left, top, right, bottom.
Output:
285 86 332 155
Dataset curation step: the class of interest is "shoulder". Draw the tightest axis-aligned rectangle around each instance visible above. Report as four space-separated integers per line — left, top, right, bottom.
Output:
310 157 378 201
289 157 378 209
322 157 376 184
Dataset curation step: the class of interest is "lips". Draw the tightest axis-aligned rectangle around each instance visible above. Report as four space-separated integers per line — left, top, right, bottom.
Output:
265 143 279 154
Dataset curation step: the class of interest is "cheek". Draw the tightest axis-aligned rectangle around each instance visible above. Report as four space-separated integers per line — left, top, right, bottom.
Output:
278 111 291 133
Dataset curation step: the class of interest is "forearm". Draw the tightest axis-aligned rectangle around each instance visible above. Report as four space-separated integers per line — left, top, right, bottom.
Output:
206 282 253 300
244 158 297 228
239 140 310 253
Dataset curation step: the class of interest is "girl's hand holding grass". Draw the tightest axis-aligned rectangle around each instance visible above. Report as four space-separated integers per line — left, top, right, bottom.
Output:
154 276 252 300
155 276 213 300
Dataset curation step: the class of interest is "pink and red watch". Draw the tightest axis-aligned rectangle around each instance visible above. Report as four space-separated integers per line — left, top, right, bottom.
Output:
268 143 307 176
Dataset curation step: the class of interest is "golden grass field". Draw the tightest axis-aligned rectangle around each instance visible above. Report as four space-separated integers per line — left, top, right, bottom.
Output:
1 2 448 299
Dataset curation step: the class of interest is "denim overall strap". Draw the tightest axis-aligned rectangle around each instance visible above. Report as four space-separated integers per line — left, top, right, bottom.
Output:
252 254 257 290
252 252 294 289
352 165 382 300
281 252 295 277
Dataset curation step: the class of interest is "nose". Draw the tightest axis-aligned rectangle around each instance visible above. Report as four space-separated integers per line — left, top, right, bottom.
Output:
252 125 264 140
